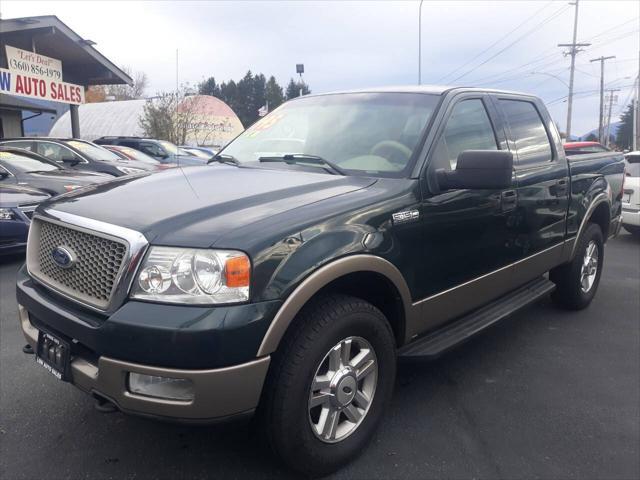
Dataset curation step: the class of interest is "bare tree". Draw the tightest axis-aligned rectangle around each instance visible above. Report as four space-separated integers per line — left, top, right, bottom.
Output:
139 87 207 145
106 67 148 100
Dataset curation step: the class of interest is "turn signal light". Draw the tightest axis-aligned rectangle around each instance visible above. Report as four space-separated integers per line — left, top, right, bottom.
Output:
225 255 250 288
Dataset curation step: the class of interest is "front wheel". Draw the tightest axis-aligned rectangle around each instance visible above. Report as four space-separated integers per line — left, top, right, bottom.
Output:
550 223 604 310
262 294 396 476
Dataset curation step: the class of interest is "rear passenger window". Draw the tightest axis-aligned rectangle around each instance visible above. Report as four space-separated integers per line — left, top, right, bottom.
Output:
431 99 498 170
500 100 553 166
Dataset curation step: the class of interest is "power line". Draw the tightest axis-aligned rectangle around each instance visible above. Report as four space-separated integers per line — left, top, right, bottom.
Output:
437 0 556 83
448 3 571 84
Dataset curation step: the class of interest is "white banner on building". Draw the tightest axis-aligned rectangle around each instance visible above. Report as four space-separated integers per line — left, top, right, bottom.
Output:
0 67 85 105
1 45 84 105
5 45 63 82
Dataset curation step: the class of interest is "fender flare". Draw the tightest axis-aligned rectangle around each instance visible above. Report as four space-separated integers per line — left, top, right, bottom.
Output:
569 192 611 259
256 255 413 357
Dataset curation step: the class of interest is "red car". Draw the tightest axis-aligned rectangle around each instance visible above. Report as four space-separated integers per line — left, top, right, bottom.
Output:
103 145 177 169
563 141 611 156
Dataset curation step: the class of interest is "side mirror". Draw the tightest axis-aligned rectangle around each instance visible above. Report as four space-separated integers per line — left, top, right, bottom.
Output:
0 170 8 179
436 150 513 190
61 156 80 166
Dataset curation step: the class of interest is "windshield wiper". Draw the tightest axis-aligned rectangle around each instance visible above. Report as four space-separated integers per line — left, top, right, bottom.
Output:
208 154 240 166
258 154 346 176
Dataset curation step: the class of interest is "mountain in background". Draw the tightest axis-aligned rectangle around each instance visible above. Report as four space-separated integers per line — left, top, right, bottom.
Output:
578 121 621 141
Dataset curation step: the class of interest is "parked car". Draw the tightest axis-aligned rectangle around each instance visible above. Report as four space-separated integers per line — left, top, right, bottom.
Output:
0 138 156 177
564 141 610 156
102 145 176 170
179 146 217 160
16 86 625 476
0 184 49 256
0 147 111 195
94 137 206 166
622 151 640 236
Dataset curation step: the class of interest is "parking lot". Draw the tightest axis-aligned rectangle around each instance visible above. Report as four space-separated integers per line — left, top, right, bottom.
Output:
0 232 638 480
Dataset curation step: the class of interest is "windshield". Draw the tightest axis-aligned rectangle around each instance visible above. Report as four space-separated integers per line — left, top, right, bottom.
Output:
222 92 441 177
114 146 158 165
159 140 180 155
0 151 60 173
66 140 122 162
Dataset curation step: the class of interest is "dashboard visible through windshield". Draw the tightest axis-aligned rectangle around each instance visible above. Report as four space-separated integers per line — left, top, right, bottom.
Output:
221 92 441 177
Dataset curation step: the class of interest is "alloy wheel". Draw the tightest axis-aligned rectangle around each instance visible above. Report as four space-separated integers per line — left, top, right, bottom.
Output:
308 336 378 443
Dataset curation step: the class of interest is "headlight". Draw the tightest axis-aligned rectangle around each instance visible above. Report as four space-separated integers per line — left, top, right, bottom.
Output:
117 166 145 175
131 247 250 304
0 208 16 220
63 185 82 191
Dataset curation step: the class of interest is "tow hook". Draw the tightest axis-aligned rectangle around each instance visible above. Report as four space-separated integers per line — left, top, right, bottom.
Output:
22 344 34 354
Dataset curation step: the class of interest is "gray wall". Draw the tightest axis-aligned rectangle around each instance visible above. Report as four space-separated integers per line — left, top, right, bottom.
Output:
0 109 23 138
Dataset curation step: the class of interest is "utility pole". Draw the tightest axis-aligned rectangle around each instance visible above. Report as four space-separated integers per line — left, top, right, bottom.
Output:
634 77 638 151
590 55 616 143
418 0 425 85
558 0 590 140
603 88 620 147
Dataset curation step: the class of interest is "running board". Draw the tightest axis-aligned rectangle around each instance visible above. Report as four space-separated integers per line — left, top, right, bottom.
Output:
398 277 556 359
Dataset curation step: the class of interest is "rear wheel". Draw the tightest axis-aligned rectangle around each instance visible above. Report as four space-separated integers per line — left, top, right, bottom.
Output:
550 223 604 310
262 294 396 476
623 224 640 237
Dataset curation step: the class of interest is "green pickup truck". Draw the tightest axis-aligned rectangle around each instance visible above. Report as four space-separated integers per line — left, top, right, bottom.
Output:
17 86 625 475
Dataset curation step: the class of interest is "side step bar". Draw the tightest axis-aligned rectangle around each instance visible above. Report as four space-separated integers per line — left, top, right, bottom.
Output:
398 276 556 359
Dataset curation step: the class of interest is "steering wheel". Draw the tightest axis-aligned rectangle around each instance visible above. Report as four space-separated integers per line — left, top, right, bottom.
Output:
370 140 412 165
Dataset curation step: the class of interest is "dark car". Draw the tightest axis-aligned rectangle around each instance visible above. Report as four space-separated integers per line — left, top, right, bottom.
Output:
103 145 176 170
94 137 206 166
0 138 156 177
16 86 625 476
0 184 49 256
0 147 111 195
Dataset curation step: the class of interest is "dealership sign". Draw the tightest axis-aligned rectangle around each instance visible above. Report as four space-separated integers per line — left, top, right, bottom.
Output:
0 46 84 105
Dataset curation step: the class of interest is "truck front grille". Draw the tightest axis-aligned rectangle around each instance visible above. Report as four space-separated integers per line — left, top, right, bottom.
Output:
28 218 129 310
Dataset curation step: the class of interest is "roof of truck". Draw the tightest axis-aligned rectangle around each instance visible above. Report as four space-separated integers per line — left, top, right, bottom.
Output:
308 85 533 97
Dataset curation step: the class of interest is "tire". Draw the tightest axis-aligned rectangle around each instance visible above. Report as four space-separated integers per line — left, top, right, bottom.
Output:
550 222 604 310
623 224 640 237
262 294 396 476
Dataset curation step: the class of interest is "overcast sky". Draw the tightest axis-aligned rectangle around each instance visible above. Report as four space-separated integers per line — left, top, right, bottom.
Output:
1 0 638 136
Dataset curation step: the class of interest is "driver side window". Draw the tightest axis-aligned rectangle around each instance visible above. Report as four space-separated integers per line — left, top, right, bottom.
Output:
432 99 498 171
36 142 78 163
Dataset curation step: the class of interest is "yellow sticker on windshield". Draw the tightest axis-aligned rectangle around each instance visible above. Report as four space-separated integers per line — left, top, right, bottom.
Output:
66 140 89 151
247 112 286 137
0 151 14 159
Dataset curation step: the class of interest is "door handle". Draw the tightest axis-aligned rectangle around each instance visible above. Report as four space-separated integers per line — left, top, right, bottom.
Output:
555 179 568 197
501 190 517 211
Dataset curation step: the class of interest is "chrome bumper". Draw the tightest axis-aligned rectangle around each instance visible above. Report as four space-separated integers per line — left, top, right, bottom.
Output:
19 305 270 422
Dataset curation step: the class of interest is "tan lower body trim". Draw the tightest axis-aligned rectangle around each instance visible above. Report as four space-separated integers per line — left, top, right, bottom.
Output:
19 305 269 420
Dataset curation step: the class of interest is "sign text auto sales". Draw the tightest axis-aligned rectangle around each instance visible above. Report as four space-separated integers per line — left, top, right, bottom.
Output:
0 46 85 105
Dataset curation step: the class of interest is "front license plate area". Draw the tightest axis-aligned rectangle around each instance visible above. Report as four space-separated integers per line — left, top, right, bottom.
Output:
36 330 71 381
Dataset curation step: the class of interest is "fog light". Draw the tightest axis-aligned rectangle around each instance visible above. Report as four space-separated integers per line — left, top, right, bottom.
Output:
128 372 194 401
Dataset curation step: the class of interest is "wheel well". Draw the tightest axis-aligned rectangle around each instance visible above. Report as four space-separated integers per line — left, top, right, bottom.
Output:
315 271 406 346
589 202 610 239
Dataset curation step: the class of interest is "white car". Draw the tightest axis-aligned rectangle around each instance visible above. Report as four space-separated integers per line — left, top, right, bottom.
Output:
622 151 640 237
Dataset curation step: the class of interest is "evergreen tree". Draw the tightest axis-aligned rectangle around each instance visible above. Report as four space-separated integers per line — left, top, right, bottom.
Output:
265 76 285 111
199 77 220 97
285 78 311 100
615 103 634 150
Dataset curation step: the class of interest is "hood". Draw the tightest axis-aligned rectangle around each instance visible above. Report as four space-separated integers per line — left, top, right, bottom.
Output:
0 184 50 207
43 165 376 247
18 169 111 194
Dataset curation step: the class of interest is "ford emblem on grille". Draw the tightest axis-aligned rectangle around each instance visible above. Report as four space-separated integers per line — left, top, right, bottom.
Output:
51 246 76 269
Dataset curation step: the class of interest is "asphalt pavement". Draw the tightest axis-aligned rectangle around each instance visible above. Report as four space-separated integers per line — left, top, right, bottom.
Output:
1 233 638 480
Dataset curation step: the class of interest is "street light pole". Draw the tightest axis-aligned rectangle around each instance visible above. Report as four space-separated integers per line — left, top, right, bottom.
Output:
590 55 616 143
418 0 424 85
